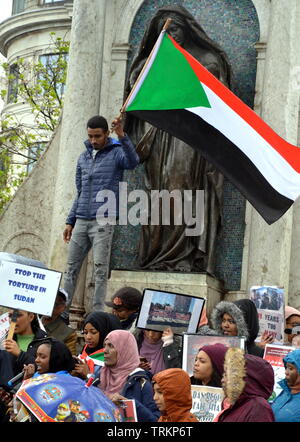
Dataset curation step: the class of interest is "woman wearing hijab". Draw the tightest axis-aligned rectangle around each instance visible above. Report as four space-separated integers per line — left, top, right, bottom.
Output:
99 329 160 422
134 327 182 375
271 348 300 421
73 311 122 380
153 368 198 422
233 299 265 357
23 337 75 379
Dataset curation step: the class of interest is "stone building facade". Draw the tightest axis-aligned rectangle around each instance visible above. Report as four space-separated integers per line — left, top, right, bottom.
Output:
1 0 300 322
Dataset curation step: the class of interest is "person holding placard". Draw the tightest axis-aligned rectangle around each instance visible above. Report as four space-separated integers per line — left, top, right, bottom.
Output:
134 327 182 376
2 310 47 377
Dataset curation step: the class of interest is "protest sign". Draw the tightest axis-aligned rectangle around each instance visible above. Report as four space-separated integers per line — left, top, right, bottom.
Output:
116 400 138 422
0 312 9 349
250 286 285 343
0 260 61 316
263 343 294 402
137 288 205 335
191 385 224 422
182 334 245 376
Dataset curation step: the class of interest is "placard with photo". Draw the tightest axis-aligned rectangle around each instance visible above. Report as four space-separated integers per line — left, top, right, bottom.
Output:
183 334 246 376
136 289 205 335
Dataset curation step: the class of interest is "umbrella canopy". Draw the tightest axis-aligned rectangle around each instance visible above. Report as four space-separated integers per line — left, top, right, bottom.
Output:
16 374 122 422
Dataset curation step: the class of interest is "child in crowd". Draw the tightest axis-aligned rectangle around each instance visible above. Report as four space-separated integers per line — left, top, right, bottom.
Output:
152 368 198 422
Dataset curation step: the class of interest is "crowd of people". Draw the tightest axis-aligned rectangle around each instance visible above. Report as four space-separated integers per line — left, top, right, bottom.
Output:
1 113 300 423
1 285 300 423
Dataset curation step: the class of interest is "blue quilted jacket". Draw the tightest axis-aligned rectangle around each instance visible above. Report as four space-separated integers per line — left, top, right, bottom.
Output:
120 369 160 422
66 135 139 226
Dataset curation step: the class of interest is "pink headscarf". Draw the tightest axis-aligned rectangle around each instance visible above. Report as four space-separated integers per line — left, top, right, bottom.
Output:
100 330 140 396
285 305 300 321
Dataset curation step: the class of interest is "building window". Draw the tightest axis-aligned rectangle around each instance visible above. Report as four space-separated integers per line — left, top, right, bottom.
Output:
39 53 68 98
12 0 25 15
7 64 19 103
27 143 46 173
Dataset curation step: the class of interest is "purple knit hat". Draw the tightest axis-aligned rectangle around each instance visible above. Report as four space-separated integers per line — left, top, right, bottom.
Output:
199 343 228 377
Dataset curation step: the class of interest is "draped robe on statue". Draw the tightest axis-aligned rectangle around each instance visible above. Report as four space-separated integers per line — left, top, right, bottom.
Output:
125 5 232 274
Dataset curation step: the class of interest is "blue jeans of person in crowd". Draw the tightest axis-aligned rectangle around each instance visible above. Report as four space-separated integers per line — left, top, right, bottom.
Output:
63 218 115 312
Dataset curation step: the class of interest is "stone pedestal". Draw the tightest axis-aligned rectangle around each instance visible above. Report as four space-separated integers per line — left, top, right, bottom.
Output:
105 270 225 318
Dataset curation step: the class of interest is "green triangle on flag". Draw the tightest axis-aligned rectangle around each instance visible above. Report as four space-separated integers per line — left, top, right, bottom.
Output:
87 351 105 365
126 33 211 111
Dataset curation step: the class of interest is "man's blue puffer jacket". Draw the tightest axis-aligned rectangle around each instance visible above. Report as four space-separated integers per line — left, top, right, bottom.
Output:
66 135 139 226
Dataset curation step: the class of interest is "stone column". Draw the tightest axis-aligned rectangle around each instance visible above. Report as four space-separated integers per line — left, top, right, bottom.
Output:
48 0 107 318
240 0 300 300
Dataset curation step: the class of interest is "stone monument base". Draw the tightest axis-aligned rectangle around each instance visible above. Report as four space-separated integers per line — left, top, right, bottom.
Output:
105 270 225 318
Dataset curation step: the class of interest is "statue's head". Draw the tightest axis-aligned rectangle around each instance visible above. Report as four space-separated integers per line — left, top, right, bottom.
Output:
157 12 187 46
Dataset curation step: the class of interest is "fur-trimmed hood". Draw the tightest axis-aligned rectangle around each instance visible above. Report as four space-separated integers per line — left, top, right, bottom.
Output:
210 301 249 341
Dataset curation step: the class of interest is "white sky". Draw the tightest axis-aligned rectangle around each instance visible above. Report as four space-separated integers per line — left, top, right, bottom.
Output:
0 0 13 24
0 0 13 110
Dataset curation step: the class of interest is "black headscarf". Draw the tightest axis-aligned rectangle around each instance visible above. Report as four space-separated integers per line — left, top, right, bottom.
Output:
234 299 263 357
34 338 75 373
83 312 122 355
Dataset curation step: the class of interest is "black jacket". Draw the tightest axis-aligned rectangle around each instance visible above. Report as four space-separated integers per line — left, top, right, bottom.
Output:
10 328 47 376
134 329 182 370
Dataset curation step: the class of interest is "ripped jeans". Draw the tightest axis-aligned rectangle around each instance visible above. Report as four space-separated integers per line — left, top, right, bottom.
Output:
63 218 115 312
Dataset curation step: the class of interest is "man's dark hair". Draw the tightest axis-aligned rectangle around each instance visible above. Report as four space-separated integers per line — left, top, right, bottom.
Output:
87 115 108 131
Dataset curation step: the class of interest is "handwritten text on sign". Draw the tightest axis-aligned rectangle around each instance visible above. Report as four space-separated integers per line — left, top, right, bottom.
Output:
0 261 61 316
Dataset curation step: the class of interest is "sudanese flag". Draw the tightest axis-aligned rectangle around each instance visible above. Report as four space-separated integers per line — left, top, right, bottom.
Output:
124 30 300 225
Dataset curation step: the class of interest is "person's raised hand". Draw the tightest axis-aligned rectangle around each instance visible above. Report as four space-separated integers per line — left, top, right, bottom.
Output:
3 339 21 357
111 115 125 138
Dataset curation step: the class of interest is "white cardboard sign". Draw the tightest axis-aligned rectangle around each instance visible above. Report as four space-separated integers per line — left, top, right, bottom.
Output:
0 261 61 316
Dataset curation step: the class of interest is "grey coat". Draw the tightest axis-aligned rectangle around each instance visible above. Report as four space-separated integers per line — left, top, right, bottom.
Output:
210 301 249 340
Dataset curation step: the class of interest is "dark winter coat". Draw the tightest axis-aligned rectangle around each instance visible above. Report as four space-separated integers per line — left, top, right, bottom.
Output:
120 369 160 422
234 299 264 357
10 328 47 376
66 136 139 225
218 354 275 422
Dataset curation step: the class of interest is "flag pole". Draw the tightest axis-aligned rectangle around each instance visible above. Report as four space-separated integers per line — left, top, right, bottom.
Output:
112 18 172 129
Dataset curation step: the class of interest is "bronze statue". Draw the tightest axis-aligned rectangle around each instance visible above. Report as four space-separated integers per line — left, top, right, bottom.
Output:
125 5 232 274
